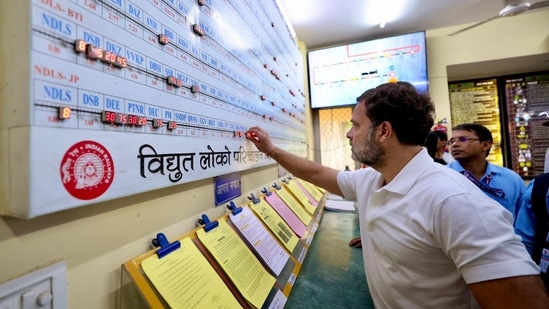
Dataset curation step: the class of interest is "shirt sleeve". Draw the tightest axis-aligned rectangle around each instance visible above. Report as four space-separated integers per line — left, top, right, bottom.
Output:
515 181 536 254
435 191 539 283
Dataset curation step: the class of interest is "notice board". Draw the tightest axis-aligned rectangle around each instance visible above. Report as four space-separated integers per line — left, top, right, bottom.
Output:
0 0 306 218
449 72 549 178
503 72 549 177
449 78 504 166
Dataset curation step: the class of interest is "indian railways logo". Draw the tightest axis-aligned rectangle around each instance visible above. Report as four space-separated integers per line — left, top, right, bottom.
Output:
60 141 114 200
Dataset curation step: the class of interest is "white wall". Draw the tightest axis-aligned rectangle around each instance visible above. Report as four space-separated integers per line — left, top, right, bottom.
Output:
0 9 548 309
425 10 549 129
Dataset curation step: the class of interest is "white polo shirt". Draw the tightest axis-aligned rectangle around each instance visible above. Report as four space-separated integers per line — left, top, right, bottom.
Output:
337 148 539 309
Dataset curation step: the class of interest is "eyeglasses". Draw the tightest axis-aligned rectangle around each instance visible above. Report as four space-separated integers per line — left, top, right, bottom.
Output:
447 137 480 145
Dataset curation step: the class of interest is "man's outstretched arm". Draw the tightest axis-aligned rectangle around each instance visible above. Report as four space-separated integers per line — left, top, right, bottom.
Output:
248 126 343 196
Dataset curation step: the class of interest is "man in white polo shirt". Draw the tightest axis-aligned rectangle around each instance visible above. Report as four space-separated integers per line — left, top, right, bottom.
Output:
247 81 548 308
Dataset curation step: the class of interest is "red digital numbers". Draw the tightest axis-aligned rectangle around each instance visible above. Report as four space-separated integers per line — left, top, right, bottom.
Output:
58 106 72 120
152 119 164 128
102 111 147 126
101 110 117 123
158 34 169 45
115 56 127 68
86 44 103 59
167 76 183 88
138 116 147 126
104 51 117 64
126 115 147 126
74 39 87 53
116 113 127 125
74 39 127 68
167 121 177 130
128 114 138 125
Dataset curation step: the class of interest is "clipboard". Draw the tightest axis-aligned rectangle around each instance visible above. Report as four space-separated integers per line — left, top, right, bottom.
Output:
195 213 283 308
232 199 304 298
121 226 249 308
121 177 328 308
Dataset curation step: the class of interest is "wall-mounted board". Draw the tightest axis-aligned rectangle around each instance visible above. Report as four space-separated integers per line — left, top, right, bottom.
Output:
0 0 306 218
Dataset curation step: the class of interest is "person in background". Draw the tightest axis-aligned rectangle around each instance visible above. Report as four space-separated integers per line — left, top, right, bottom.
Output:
247 81 547 308
447 123 525 219
515 173 549 291
432 130 454 163
424 131 447 165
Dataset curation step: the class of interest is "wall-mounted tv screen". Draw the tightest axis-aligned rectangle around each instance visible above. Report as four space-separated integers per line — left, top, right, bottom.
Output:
307 31 428 109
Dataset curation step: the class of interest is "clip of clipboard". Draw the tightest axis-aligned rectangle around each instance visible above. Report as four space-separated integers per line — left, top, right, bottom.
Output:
248 193 261 204
151 233 181 259
197 214 219 232
226 201 243 215
261 187 273 196
272 182 282 190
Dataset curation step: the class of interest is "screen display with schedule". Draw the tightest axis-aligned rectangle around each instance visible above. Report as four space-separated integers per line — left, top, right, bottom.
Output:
307 31 428 109
1 0 306 218
503 72 549 178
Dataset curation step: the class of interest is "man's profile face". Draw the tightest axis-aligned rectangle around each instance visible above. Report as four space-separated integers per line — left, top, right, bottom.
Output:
346 101 385 167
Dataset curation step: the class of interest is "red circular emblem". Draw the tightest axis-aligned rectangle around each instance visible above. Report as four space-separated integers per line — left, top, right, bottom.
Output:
60 141 114 200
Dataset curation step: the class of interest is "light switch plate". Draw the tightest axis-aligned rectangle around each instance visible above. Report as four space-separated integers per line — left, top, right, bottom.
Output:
0 261 66 309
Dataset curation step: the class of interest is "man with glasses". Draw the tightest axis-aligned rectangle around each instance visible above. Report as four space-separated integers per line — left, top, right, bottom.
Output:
447 123 525 219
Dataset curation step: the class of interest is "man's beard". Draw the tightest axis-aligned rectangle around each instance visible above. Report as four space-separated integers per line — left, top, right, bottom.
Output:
351 129 386 168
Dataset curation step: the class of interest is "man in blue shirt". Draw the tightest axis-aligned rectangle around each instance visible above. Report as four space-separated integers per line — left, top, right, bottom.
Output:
515 173 549 291
515 176 549 256
447 123 525 219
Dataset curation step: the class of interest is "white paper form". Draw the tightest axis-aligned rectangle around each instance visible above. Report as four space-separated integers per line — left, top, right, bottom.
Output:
229 207 290 276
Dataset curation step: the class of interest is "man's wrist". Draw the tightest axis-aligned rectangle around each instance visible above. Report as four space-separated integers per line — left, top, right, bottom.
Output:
266 145 277 156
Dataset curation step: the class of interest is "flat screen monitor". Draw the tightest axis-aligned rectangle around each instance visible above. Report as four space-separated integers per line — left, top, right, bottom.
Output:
307 31 428 109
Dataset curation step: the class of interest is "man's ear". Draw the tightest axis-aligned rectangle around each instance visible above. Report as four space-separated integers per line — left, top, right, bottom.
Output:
379 121 391 139
481 140 492 151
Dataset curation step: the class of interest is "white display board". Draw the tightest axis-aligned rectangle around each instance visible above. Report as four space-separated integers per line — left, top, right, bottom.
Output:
0 0 306 218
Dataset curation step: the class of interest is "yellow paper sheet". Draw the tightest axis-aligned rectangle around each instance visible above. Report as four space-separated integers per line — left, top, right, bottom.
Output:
249 200 298 252
197 219 276 309
283 181 316 214
141 237 241 309
296 179 324 201
275 188 312 225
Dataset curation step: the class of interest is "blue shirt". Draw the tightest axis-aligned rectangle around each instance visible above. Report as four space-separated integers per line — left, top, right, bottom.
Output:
515 179 549 255
447 161 526 219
